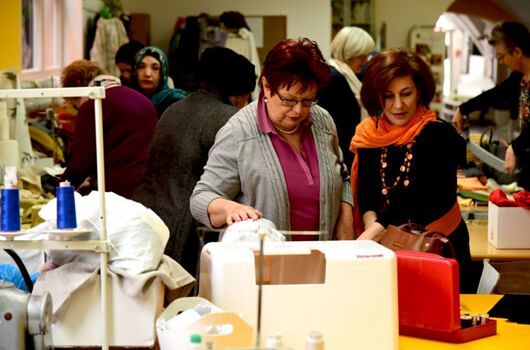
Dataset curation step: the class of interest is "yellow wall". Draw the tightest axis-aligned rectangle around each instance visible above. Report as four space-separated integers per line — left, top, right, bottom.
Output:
0 0 21 72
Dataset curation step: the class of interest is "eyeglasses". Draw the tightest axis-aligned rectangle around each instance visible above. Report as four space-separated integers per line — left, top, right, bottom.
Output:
276 93 317 108
496 50 511 61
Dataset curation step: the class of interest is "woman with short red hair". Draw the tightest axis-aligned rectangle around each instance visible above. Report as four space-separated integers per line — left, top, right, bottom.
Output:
191 38 354 240
351 49 473 291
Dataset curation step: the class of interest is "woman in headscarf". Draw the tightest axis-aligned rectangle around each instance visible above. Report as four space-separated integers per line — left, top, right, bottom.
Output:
132 46 187 117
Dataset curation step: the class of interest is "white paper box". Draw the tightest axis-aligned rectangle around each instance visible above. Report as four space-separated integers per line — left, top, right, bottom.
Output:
52 276 164 347
488 202 530 249
199 240 398 350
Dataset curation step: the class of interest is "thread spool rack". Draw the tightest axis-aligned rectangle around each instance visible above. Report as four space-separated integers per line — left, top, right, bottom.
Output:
0 86 112 350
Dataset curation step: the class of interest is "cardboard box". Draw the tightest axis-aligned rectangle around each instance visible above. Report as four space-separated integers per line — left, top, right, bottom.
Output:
488 202 530 249
199 240 399 350
51 275 164 347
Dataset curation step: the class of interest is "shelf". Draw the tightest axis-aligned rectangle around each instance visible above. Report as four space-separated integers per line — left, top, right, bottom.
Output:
0 239 110 252
0 86 111 349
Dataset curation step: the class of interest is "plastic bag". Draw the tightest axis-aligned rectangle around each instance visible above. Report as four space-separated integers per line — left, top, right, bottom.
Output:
0 263 39 292
38 191 169 274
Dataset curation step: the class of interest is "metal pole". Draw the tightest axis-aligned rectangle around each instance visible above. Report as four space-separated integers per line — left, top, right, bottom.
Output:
256 231 266 348
94 97 109 350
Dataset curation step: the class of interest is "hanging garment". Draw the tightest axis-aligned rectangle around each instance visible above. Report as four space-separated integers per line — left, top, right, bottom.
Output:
90 17 129 77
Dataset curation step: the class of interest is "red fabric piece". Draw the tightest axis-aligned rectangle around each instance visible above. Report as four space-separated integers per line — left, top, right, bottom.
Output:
489 189 519 207
513 190 530 210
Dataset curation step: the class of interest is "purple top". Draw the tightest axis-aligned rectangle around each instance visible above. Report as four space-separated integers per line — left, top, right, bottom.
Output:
257 96 320 238
62 86 157 198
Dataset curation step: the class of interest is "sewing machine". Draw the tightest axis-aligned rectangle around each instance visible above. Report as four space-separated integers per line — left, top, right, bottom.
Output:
0 280 53 350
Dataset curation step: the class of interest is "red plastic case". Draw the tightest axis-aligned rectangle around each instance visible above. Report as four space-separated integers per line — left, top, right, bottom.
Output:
396 250 497 343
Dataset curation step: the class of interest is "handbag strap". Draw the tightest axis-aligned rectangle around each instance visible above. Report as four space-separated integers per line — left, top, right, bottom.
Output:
425 201 462 236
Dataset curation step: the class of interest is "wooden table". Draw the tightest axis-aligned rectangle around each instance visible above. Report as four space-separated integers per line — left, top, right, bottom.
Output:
400 294 530 349
466 219 530 261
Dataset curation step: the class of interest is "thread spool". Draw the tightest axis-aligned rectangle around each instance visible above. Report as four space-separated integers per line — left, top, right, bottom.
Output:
1 188 20 232
56 181 77 229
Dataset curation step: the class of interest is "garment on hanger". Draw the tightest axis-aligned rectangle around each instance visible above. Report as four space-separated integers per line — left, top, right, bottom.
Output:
199 27 227 55
90 17 129 77
169 16 201 91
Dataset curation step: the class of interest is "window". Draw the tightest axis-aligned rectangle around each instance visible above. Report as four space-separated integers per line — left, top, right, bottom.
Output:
22 0 82 81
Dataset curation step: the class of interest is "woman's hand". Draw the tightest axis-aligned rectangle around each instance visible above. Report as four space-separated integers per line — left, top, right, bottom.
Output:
357 222 385 241
225 204 263 225
333 202 354 240
77 176 96 196
452 107 464 133
207 197 263 228
504 145 517 174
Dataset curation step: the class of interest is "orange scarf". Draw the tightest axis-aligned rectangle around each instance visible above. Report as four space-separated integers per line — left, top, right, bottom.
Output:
349 106 438 235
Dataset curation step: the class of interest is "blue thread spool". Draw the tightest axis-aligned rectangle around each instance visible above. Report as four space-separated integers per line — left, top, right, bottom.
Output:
56 181 77 229
1 188 21 232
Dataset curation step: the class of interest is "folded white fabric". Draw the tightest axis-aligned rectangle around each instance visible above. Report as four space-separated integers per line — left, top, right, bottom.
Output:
221 218 285 243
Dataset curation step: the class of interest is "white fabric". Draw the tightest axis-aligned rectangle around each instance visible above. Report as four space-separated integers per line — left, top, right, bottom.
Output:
329 58 369 120
38 191 169 274
221 218 285 243
33 256 195 317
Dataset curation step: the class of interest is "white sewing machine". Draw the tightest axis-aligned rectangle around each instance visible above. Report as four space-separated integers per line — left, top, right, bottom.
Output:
199 240 399 350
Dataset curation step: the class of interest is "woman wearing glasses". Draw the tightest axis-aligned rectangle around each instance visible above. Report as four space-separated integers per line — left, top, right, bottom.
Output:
191 38 354 240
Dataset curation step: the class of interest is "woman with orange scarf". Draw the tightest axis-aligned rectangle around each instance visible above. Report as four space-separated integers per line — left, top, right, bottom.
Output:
350 49 473 292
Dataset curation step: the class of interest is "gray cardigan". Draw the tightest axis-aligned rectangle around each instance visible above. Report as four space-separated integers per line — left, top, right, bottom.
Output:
190 101 353 239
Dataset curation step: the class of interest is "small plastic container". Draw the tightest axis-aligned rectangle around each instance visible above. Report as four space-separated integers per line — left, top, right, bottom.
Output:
306 331 324 350
266 332 283 349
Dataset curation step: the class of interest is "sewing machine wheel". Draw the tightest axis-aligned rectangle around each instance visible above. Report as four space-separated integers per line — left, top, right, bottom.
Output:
27 292 53 349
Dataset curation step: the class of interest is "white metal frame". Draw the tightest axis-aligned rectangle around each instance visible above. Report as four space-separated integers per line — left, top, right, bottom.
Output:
0 86 110 350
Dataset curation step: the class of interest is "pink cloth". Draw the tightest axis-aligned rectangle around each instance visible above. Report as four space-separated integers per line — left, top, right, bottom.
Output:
257 96 320 238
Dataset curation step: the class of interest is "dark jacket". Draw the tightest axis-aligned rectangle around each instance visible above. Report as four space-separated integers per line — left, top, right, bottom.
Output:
317 66 361 171
459 71 522 120
357 121 473 292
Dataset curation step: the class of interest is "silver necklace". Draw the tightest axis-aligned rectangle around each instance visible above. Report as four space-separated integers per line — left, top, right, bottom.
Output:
272 122 300 134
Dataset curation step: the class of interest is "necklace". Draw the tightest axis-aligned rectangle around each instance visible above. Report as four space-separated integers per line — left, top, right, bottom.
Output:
271 122 300 134
380 141 414 205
